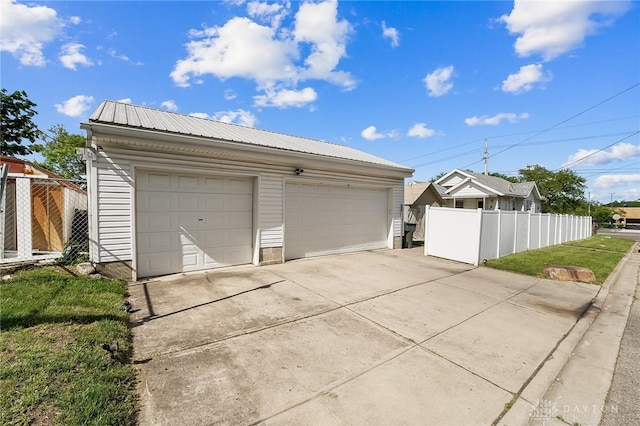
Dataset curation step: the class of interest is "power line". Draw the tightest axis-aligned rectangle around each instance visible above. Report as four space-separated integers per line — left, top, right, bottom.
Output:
555 131 639 170
399 115 639 164
460 82 640 169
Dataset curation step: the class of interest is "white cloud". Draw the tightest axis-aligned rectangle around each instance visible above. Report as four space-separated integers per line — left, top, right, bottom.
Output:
55 95 94 117
593 174 640 190
171 0 354 107
254 86 317 108
59 43 93 70
501 63 551 94
0 0 63 66
499 0 631 61
213 109 258 127
562 143 640 168
382 21 399 48
423 65 454 97
189 109 258 127
161 100 178 112
224 89 237 100
361 126 385 141
407 124 430 139
407 123 436 139
189 112 210 119
171 17 298 87
70 16 81 25
117 98 132 104
293 0 354 89
465 112 530 126
247 1 289 28
108 48 143 65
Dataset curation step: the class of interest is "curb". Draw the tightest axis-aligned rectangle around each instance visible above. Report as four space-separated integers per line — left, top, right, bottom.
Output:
498 241 639 426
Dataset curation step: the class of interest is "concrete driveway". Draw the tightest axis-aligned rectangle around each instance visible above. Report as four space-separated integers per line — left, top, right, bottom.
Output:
128 248 599 425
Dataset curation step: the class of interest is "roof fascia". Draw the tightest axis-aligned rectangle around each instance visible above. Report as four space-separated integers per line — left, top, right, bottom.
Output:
81 122 414 178
446 177 504 196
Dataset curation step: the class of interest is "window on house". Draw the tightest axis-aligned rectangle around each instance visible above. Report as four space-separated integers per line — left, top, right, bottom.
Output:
455 200 464 208
477 200 484 209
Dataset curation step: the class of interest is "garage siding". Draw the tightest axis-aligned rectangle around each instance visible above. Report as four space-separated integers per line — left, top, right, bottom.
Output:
90 145 408 276
392 184 403 238
96 156 133 262
258 174 283 248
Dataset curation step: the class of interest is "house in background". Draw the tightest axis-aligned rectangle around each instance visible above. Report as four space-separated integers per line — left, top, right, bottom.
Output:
614 207 640 229
404 182 444 241
0 156 87 260
80 100 413 280
434 169 542 212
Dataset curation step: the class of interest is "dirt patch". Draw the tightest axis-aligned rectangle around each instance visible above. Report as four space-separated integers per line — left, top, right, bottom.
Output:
28 403 59 426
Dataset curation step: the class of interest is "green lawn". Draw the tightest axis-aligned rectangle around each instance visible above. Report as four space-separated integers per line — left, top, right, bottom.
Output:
484 235 634 284
0 268 137 425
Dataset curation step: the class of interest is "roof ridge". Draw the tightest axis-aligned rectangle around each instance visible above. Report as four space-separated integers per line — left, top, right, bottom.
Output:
99 100 350 150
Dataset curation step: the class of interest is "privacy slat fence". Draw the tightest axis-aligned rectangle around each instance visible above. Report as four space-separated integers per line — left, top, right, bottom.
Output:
424 206 592 265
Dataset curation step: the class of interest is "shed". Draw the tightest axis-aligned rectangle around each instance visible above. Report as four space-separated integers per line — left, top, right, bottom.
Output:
403 182 444 241
81 101 414 280
0 156 87 260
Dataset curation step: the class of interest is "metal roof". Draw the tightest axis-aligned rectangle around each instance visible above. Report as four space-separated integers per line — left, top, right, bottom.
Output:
87 100 412 171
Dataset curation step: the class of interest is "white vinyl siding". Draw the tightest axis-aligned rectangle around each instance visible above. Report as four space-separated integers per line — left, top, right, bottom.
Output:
259 174 283 248
88 138 410 277
96 156 132 262
392 184 403 237
439 173 465 188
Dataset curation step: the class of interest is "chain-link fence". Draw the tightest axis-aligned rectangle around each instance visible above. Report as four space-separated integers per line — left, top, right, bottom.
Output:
0 176 88 264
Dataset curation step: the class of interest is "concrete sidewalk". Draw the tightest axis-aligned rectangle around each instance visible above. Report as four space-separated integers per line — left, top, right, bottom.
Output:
499 242 639 426
128 248 612 425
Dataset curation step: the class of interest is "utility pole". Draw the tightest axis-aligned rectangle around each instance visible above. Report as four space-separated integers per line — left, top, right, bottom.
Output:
588 191 591 216
483 139 489 176
610 192 614 206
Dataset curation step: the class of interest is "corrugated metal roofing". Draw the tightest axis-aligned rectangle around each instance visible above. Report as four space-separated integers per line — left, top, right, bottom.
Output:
87 100 412 171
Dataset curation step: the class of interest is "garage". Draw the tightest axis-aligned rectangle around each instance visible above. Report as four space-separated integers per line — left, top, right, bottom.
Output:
285 183 388 260
136 170 253 277
82 100 412 280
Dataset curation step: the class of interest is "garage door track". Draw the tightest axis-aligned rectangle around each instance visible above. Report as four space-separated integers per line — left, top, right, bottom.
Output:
128 248 599 425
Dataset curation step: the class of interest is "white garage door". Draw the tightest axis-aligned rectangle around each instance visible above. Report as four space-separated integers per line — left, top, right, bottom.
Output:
136 170 253 278
285 183 388 260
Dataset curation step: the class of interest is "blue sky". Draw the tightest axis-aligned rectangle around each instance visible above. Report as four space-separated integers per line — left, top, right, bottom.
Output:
2 0 639 203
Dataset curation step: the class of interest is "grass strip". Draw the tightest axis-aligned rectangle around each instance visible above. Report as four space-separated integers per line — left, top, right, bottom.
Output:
0 268 137 425
484 235 634 284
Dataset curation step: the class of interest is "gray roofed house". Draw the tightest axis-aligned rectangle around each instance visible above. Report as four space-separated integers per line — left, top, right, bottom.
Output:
80 100 413 280
434 168 542 212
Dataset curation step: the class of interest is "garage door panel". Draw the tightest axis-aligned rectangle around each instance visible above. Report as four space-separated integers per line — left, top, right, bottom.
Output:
203 176 225 191
225 194 253 211
227 178 253 194
137 171 253 278
141 172 171 189
138 232 177 253
177 175 199 190
202 194 225 211
285 183 388 260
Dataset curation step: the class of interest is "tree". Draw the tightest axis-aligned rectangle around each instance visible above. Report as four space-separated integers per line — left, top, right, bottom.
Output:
32 125 86 179
429 171 447 182
518 165 586 214
489 172 519 183
1 88 43 155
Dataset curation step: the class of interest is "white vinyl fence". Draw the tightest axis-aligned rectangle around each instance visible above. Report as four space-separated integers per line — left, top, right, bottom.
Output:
423 206 592 265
